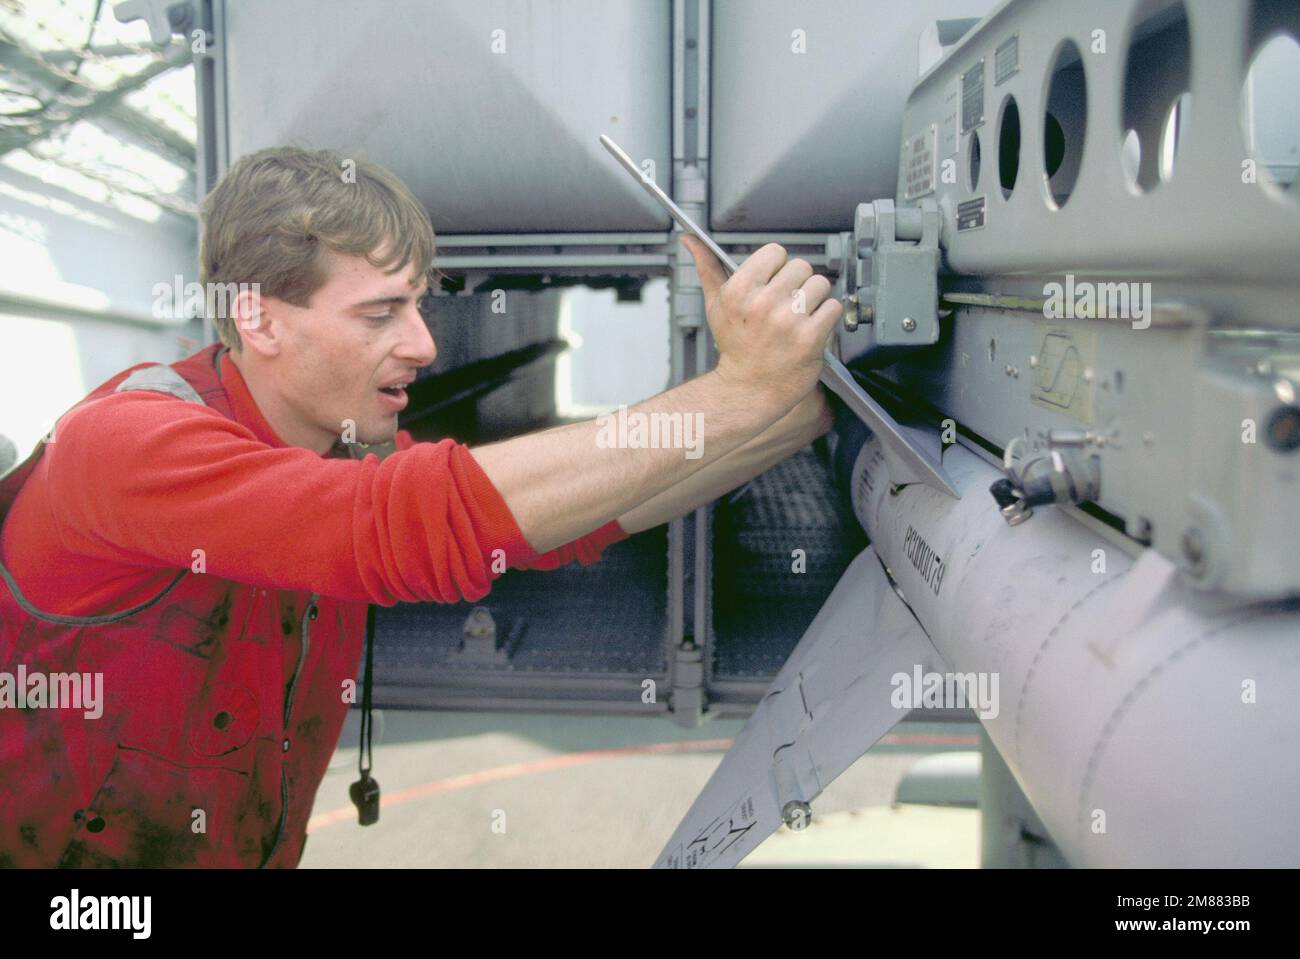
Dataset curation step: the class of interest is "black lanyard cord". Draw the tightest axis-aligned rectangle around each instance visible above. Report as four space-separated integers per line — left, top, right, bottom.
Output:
360 604 375 775
349 605 380 825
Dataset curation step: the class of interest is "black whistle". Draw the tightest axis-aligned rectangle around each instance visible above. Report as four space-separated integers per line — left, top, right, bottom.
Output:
349 773 381 826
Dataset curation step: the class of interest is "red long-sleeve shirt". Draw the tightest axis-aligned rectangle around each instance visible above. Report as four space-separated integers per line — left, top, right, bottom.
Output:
0 349 627 615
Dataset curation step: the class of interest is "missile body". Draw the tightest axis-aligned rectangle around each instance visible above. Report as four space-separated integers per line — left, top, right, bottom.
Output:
835 422 1300 867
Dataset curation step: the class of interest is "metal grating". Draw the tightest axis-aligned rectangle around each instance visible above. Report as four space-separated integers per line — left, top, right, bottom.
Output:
371 444 865 706
373 525 669 688
711 444 866 679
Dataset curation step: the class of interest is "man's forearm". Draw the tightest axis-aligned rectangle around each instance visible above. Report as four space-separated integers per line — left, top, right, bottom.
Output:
616 387 832 534
471 369 791 552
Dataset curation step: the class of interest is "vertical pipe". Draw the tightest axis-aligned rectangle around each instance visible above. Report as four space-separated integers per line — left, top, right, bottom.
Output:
667 0 712 725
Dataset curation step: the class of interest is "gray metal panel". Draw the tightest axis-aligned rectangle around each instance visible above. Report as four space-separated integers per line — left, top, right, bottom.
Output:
890 295 1300 600
871 0 1300 597
900 0 1300 282
222 0 673 232
710 0 999 231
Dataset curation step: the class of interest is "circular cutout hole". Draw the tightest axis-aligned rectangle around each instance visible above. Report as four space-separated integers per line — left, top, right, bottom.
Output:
969 130 982 191
213 710 232 731
998 96 1021 199
1043 40 1087 208
1045 115 1066 178
1266 405 1300 451
1121 1 1191 193
1241 23 1300 201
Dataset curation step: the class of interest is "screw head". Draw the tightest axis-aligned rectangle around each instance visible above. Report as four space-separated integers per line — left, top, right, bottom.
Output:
782 800 812 830
902 317 917 332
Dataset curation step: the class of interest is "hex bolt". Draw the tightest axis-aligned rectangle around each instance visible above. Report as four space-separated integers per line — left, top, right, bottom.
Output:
855 202 877 248
844 294 860 332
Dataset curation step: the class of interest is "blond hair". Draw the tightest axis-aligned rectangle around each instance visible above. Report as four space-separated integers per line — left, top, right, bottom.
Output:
199 146 435 348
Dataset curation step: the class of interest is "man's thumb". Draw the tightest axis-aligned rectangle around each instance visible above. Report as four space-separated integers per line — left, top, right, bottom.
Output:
680 235 727 297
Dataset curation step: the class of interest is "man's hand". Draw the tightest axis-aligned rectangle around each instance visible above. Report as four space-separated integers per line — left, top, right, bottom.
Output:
680 235 842 415
471 240 843 554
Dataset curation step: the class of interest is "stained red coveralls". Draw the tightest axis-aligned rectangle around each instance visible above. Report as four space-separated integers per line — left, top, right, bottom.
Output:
0 344 626 867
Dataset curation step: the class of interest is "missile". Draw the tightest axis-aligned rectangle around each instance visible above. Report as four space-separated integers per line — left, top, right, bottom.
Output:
656 421 1300 867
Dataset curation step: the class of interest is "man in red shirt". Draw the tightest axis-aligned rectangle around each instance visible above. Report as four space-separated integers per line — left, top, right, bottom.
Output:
0 147 839 867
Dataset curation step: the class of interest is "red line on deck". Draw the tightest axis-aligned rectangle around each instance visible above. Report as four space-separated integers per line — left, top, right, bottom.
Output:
308 732 978 831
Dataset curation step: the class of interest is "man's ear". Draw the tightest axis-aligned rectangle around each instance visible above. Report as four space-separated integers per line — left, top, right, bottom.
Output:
233 286 279 357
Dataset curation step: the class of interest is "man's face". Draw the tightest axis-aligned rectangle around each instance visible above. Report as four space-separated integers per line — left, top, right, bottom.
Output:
259 250 436 450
